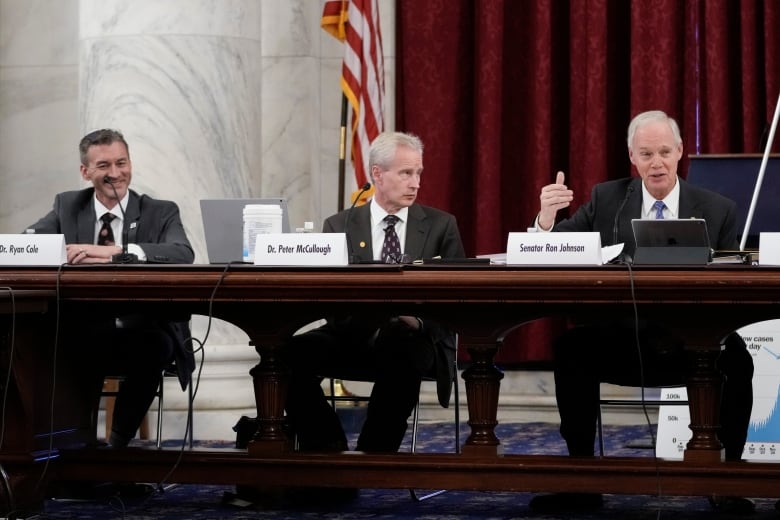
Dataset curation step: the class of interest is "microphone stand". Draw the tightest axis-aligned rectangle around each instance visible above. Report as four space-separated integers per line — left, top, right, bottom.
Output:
612 185 635 263
103 177 140 263
740 90 780 252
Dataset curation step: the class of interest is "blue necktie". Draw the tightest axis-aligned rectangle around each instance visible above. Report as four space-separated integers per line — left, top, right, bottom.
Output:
652 200 666 220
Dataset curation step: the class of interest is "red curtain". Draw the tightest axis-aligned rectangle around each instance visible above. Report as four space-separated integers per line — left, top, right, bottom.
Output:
396 0 780 364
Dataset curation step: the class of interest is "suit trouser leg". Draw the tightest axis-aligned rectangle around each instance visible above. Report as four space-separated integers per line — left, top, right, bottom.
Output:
555 323 753 460
554 327 603 457
282 327 351 451
717 332 754 460
357 327 436 453
108 327 175 446
555 322 687 457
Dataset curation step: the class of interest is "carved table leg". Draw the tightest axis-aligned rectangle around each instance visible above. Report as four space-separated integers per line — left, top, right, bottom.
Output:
247 341 291 455
684 346 725 463
461 342 504 456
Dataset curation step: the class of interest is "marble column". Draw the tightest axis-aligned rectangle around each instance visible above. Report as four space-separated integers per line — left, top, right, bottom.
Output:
0 0 80 233
79 0 268 440
79 0 266 263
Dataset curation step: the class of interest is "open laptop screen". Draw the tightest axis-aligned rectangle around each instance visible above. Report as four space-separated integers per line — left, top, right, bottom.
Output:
200 198 290 263
631 218 711 248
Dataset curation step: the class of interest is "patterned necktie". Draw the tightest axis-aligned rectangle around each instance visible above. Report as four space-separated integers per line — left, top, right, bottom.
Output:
652 200 666 220
98 213 116 246
381 215 402 263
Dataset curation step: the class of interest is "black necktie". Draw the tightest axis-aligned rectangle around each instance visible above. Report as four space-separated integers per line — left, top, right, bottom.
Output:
98 213 116 246
381 215 402 263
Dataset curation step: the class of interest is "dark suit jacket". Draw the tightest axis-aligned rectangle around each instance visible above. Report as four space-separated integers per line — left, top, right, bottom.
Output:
324 202 465 262
27 187 195 388
323 202 465 406
553 177 739 257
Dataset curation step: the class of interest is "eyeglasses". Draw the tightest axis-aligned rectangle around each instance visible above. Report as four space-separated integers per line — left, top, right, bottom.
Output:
384 253 413 264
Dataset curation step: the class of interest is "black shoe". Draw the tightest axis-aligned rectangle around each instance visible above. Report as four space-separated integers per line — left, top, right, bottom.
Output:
48 480 103 501
287 486 359 507
708 495 755 515
111 482 157 499
529 492 604 512
775 499 779 512
108 431 132 449
48 481 155 501
225 486 288 508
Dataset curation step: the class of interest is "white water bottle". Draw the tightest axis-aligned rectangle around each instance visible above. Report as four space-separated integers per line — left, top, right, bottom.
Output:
243 204 283 262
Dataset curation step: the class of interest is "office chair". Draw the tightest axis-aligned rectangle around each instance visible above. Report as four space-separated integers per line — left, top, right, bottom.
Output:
596 385 688 456
101 366 194 449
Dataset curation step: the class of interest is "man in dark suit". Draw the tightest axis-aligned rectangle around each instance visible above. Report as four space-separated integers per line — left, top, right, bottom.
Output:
283 131 465 456
27 128 195 448
529 111 754 514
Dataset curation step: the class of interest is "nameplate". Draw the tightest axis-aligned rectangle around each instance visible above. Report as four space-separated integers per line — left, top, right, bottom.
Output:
759 233 780 266
0 234 67 265
506 232 602 265
254 233 348 266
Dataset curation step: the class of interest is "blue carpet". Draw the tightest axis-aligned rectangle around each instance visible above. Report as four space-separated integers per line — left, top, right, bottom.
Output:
35 422 780 519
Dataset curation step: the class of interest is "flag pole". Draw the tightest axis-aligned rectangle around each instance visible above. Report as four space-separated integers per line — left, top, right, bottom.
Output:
333 93 355 399
338 93 348 211
740 89 780 251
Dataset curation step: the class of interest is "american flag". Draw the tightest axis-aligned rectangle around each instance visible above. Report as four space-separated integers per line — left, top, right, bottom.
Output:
322 0 385 190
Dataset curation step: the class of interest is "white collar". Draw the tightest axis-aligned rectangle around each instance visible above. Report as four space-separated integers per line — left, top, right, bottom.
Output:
94 191 129 220
641 177 680 218
370 199 409 227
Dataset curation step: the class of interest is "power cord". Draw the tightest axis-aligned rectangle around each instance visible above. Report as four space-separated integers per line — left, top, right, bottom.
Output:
623 262 663 518
0 286 17 512
154 261 234 490
33 263 65 498
44 262 231 516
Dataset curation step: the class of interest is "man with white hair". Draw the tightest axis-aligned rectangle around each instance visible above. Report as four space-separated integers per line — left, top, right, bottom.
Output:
529 110 754 514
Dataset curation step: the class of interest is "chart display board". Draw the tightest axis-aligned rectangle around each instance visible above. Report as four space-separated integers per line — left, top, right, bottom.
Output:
656 319 780 461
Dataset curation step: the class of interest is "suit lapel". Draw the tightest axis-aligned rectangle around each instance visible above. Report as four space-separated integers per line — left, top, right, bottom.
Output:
123 191 141 244
76 188 97 244
348 204 373 261
677 180 704 219
404 204 429 259
617 178 642 244
76 195 95 243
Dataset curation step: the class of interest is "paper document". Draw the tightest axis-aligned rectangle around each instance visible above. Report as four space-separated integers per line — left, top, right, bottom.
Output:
601 243 624 264
479 244 623 266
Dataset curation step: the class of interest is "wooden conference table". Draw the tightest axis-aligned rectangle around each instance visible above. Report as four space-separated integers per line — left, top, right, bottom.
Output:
1 263 780 511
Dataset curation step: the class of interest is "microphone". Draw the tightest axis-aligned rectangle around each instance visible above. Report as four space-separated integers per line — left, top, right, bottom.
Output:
612 185 635 262
344 182 371 263
103 176 140 264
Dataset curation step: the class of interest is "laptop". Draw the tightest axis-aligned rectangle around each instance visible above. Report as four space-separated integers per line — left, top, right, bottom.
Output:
200 198 291 263
631 218 712 264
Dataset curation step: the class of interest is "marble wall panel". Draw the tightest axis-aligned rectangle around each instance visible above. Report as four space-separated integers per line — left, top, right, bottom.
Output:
260 0 319 57
259 55 318 231
79 35 263 262
79 0 260 39
0 0 80 233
